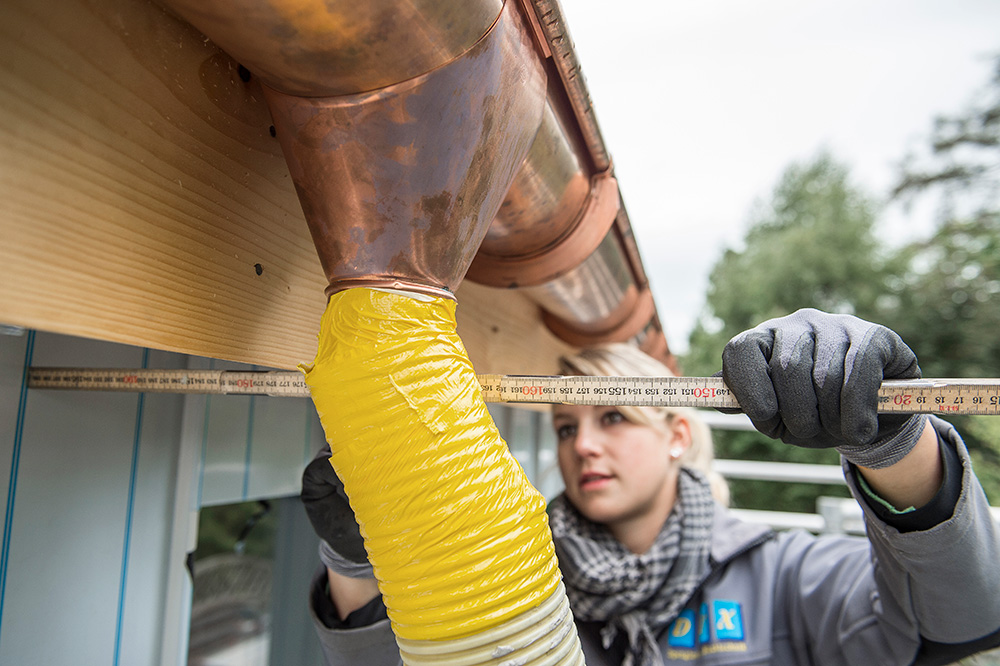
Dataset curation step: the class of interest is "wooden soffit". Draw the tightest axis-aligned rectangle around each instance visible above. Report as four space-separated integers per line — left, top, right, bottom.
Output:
0 0 574 375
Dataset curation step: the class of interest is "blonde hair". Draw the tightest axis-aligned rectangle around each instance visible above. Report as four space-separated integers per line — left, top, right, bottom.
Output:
558 343 730 506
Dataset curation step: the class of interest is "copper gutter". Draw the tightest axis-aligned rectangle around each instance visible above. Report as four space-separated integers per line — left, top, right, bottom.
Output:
462 0 671 363
466 0 618 291
525 0 610 172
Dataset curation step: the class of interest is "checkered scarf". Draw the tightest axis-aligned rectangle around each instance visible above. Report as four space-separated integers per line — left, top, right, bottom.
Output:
549 468 715 666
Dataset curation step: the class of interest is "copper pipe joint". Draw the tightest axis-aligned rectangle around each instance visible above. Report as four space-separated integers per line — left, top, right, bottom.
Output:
541 284 656 348
262 3 547 298
465 170 619 288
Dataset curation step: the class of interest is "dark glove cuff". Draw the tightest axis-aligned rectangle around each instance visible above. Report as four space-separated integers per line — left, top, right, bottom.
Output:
836 413 927 469
318 539 374 579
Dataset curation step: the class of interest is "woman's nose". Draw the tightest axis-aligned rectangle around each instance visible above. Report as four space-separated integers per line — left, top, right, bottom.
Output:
573 421 603 457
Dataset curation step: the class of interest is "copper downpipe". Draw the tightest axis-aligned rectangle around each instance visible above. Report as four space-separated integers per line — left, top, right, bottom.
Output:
154 0 592 660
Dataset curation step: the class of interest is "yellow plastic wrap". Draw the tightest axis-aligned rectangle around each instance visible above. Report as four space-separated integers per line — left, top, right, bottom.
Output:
301 288 561 641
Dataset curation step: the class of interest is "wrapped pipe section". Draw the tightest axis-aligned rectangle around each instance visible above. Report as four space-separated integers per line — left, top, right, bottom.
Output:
303 289 584 663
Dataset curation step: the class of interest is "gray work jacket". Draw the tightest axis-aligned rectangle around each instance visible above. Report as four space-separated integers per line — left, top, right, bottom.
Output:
310 417 1000 665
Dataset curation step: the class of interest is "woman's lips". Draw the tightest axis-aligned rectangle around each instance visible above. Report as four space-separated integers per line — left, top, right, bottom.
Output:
580 472 612 491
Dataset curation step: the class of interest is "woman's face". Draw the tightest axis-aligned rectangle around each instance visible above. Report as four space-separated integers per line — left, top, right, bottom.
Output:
553 404 685 531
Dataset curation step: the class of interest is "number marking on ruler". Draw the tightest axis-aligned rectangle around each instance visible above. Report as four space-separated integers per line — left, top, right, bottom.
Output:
479 375 1000 415
27 368 311 397
26 368 1000 414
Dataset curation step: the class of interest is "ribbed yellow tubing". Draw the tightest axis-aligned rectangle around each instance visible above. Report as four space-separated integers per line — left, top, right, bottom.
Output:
301 288 566 642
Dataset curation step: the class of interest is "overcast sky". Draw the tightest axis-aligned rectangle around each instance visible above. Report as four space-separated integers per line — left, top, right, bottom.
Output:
558 0 1000 354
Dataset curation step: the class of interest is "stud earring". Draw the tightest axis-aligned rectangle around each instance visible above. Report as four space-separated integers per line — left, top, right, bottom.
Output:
669 447 684 460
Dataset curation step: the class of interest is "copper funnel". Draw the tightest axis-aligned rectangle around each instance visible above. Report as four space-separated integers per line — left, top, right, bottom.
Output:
263 5 546 297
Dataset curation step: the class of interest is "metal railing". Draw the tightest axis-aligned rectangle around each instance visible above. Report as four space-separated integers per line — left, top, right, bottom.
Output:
710 413 1000 533
713 457 859 534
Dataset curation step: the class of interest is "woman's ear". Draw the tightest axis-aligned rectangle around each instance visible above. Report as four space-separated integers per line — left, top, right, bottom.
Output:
667 416 693 460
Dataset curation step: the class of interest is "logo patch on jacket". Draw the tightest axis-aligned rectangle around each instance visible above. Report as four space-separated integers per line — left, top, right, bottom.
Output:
668 609 698 648
667 600 748 658
713 600 744 641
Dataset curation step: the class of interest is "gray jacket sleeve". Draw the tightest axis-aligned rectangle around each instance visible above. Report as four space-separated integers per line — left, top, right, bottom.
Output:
773 416 1000 664
309 568 402 666
853 417 1000 643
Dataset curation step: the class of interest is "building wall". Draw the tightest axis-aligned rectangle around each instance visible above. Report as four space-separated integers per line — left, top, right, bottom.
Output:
2 329 180 664
0 327 558 665
0 328 325 664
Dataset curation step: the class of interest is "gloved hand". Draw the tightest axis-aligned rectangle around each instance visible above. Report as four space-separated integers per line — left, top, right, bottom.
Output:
301 445 374 578
721 308 927 469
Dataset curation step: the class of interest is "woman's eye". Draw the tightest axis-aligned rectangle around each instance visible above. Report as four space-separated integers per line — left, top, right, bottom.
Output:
602 410 625 426
555 424 576 441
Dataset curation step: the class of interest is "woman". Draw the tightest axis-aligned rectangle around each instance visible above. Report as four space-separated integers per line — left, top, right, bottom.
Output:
303 308 1000 664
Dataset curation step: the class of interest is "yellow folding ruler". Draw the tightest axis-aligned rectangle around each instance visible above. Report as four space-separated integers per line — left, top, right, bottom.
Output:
26 368 1000 415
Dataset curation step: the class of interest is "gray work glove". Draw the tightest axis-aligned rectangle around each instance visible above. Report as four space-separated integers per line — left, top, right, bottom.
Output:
721 308 927 469
301 445 374 578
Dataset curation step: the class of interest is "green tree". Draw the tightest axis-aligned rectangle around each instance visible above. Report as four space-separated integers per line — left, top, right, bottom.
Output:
860 213 1000 506
893 55 1000 221
886 55 1000 507
195 500 276 559
683 58 1000 513
684 153 887 377
884 54 1000 380
683 153 888 512
879 215 1000 379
